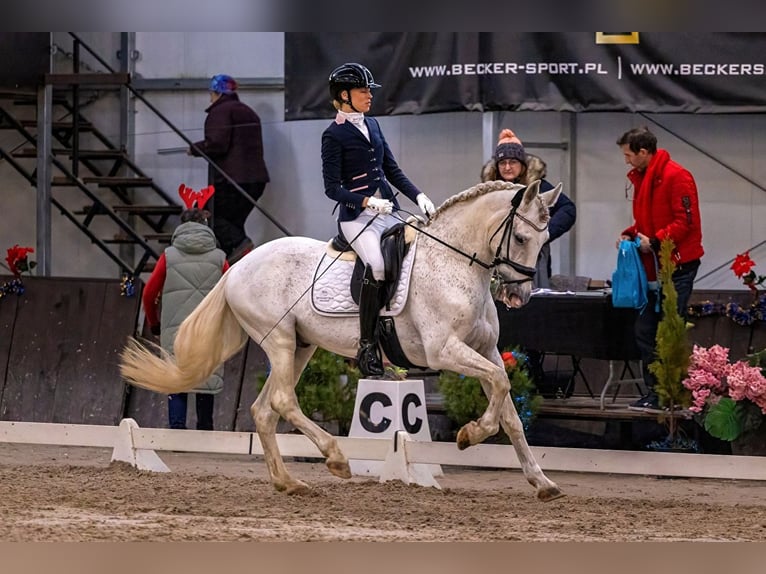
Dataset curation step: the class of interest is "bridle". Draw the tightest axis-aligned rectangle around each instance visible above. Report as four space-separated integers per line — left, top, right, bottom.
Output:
399 187 548 285
487 189 549 285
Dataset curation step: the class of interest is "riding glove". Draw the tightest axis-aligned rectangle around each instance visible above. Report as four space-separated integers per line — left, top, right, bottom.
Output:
417 193 436 218
366 196 394 214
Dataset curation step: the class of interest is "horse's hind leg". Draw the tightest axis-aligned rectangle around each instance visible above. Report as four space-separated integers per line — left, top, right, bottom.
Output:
254 343 350 493
499 395 564 502
252 375 310 494
289 346 350 480
270 345 350 480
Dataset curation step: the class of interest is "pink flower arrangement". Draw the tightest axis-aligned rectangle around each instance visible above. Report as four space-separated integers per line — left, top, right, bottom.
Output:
682 344 766 441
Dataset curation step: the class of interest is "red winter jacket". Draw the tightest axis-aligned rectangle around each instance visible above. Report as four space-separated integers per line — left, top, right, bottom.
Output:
621 149 704 281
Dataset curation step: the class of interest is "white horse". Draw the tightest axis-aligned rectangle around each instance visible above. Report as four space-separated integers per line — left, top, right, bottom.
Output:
120 179 565 501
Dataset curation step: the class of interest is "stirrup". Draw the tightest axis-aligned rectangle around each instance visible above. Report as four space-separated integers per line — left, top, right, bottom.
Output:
356 342 384 378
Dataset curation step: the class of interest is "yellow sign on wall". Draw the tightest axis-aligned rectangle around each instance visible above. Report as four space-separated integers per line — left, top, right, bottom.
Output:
596 33 640 45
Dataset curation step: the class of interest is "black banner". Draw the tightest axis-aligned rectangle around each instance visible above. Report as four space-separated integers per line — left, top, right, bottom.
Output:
285 33 766 120
0 33 51 88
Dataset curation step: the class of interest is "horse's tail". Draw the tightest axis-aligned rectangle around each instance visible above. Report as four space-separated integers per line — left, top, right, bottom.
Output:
119 271 248 394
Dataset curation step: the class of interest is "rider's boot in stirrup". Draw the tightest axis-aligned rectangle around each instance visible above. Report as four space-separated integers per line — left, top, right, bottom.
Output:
356 266 384 378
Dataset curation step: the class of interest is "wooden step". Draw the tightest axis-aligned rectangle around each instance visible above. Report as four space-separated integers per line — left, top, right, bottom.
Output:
52 176 82 186
143 233 173 242
103 232 172 245
0 89 37 100
20 119 94 131
66 149 125 160
44 72 130 86
0 89 66 105
82 176 154 188
112 204 182 215
12 147 125 160
102 237 138 245
72 204 110 216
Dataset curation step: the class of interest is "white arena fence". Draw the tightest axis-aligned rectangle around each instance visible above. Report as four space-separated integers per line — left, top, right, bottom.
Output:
1 419 765 487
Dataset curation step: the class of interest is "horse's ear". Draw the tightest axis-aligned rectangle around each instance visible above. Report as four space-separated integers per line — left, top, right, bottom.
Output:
540 182 563 209
521 179 542 205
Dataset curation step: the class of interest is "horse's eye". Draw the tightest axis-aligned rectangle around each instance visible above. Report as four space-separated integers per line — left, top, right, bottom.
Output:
514 233 526 245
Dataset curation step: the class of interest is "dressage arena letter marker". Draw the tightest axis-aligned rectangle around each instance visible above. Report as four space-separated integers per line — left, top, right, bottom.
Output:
348 378 442 480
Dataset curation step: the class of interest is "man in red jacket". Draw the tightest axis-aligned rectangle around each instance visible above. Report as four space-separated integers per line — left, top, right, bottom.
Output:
616 126 704 412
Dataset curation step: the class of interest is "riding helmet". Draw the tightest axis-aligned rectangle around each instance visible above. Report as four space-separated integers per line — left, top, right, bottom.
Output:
328 63 381 103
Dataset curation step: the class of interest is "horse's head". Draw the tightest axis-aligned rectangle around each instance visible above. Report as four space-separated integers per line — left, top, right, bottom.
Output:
492 179 563 309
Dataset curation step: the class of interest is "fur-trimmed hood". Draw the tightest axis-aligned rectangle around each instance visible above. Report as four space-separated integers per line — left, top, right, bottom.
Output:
480 153 547 185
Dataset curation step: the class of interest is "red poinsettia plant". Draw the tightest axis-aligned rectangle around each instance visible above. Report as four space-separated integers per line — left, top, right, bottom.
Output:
5 245 36 278
731 251 766 296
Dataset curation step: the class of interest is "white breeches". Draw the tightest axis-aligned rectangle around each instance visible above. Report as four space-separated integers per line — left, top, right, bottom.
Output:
340 209 399 282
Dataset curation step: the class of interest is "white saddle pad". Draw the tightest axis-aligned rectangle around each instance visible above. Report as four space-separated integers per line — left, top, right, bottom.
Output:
310 235 418 317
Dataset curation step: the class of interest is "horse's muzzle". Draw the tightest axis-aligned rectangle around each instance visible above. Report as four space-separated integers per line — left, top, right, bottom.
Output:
494 281 532 309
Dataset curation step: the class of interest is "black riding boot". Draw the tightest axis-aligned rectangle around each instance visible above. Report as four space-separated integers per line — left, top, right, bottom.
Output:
356 266 384 377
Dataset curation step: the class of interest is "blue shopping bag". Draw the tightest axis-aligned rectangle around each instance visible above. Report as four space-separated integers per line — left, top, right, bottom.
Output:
611 238 648 310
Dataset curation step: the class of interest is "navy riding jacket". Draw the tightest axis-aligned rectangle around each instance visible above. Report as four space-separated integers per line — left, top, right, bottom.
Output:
322 116 421 222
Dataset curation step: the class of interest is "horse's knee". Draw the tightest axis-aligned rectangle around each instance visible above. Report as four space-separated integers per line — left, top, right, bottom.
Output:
253 403 278 430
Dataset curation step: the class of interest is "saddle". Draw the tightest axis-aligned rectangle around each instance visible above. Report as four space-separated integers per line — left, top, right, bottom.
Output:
330 221 416 309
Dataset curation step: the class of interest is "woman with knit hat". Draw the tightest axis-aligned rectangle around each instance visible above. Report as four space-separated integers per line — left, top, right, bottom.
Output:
481 128 576 288
483 128 577 392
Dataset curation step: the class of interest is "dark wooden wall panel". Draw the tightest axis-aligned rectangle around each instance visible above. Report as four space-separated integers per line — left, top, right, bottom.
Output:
0 276 21 411
213 349 249 431
0 277 139 424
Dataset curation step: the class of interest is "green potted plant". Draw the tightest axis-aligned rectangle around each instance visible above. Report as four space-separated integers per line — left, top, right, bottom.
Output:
437 348 542 440
646 239 695 451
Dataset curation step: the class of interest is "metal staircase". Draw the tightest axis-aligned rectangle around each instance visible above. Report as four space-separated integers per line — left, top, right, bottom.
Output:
0 34 182 276
0 90 180 275
2 33 290 277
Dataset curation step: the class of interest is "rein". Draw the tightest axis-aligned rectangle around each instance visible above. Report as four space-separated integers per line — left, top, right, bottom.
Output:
397 188 548 285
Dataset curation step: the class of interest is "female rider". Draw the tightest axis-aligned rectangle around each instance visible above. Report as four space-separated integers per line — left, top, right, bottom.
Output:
322 63 436 377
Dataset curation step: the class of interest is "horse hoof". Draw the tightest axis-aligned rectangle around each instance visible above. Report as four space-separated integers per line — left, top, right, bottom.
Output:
537 485 565 502
326 459 352 479
285 481 311 495
456 427 471 450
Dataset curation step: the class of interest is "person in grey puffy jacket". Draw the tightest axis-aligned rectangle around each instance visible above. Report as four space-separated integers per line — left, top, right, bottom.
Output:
142 207 229 430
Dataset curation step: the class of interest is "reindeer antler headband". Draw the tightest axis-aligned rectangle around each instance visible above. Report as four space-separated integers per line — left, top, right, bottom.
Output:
178 184 215 210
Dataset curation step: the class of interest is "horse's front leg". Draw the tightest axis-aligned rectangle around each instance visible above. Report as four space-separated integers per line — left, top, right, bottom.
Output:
435 338 510 449
497 394 564 502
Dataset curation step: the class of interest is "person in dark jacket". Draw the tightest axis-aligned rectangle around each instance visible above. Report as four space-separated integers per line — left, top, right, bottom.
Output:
321 63 436 377
190 74 270 264
142 195 230 430
481 128 577 288
616 126 703 413
482 128 577 392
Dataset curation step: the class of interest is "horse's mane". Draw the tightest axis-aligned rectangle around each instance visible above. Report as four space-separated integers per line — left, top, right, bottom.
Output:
429 180 539 224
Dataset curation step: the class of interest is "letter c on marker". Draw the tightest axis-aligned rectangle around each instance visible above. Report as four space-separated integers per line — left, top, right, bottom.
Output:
402 392 423 434
359 392 392 433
